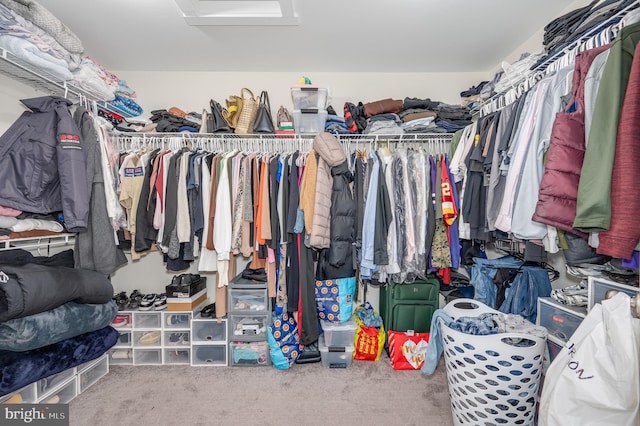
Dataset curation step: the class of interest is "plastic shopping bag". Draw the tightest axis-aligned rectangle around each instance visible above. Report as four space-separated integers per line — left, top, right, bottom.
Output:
353 303 385 361
538 292 640 426
387 330 430 370
314 277 356 323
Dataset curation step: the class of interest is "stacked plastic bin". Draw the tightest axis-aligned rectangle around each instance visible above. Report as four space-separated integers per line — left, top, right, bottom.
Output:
290 85 328 134
318 316 357 368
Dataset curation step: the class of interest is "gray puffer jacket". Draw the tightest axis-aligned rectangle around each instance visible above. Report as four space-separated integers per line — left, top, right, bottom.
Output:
0 96 88 232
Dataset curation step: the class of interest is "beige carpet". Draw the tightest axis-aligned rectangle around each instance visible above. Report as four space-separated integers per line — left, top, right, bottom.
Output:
69 355 454 426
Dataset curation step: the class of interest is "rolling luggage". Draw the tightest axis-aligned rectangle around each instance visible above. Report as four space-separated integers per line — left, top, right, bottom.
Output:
379 275 440 334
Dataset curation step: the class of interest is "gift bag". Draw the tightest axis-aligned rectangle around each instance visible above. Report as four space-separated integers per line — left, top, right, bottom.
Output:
315 277 356 323
538 292 640 426
267 312 300 370
387 330 430 370
353 303 385 361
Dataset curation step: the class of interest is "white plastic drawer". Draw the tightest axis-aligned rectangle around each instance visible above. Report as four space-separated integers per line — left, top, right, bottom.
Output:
228 288 269 312
164 348 191 365
164 330 191 346
538 298 585 342
192 319 227 343
133 330 162 347
38 377 77 404
115 331 132 347
36 368 76 400
229 341 269 367
0 384 36 404
78 355 109 393
109 348 133 365
588 276 640 311
191 345 227 366
133 349 162 365
163 312 192 329
229 313 269 340
133 312 162 329
111 313 132 330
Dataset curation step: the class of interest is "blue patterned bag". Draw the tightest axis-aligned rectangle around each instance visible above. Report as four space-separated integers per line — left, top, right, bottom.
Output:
314 276 356 323
267 312 300 369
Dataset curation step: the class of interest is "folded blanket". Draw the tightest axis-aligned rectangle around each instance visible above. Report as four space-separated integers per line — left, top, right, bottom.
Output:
0 263 114 322
0 300 117 352
0 326 118 397
0 34 72 80
0 0 83 53
71 60 115 101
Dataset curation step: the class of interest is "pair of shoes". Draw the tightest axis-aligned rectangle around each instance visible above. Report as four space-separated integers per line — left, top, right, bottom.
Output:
168 332 190 345
199 303 216 318
139 294 157 310
166 314 190 326
112 291 128 311
171 273 201 286
112 314 130 327
139 331 161 345
154 293 167 310
127 290 144 310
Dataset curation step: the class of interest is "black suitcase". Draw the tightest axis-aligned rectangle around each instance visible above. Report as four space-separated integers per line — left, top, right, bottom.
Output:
379 275 440 334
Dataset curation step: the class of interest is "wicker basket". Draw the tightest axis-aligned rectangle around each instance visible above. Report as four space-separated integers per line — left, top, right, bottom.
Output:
441 299 546 426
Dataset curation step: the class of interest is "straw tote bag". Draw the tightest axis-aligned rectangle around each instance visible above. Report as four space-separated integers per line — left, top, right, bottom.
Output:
234 87 259 134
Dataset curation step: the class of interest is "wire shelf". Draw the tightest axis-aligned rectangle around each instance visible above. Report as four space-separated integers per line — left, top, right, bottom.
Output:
0 233 75 252
0 46 133 117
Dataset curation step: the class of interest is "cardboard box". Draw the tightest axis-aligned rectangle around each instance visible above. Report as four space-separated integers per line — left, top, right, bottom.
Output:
166 276 207 298
167 289 207 311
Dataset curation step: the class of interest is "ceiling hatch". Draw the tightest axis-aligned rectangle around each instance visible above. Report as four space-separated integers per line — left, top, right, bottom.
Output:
174 0 299 26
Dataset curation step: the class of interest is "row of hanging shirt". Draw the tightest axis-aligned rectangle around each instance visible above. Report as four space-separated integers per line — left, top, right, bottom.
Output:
454 6 640 261
105 132 453 302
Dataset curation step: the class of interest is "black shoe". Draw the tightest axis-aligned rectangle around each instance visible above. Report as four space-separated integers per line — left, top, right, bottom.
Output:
126 290 144 310
295 340 321 364
199 303 216 318
113 291 128 311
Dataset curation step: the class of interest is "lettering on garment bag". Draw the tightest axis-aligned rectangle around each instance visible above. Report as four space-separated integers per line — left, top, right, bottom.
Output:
566 342 594 380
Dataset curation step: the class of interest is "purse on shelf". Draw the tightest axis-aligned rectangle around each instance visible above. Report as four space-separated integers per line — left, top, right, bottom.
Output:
253 90 275 134
277 105 293 128
207 99 233 133
224 95 243 129
234 87 259 134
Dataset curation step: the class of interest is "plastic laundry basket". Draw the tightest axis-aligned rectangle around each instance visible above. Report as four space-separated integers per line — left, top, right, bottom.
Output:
441 299 546 426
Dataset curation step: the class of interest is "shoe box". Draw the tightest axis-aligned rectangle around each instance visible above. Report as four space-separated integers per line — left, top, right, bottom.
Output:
166 276 207 298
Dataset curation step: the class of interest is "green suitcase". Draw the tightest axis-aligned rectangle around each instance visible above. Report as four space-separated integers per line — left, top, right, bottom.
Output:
379 275 439 334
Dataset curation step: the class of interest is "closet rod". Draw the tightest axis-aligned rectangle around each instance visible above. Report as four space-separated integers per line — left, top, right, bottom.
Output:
476 0 640 117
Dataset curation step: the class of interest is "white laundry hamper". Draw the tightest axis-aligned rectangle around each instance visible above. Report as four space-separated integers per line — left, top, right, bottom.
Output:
441 299 546 426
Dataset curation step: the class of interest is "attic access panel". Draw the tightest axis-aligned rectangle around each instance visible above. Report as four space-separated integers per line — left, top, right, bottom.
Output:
174 0 299 25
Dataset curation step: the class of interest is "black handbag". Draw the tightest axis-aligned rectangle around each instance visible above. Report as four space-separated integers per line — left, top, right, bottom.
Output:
207 99 232 133
252 91 275 134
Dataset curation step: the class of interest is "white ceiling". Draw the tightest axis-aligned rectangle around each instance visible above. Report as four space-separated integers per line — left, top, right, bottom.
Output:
36 0 579 73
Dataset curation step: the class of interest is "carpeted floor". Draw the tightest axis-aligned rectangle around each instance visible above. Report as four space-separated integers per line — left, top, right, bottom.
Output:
69 354 454 426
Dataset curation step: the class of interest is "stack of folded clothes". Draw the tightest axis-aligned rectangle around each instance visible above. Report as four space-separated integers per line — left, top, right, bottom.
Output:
399 97 440 133
149 108 201 133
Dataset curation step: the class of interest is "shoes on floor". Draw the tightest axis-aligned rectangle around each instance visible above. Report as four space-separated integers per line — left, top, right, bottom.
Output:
154 293 167 310
139 293 157 311
112 314 130 328
139 331 161 345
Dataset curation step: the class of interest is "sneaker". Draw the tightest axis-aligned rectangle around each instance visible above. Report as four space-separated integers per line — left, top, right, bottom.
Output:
112 291 128 311
166 314 190 326
169 332 189 345
138 331 161 345
139 294 157 311
126 290 144 310
154 293 167 311
112 314 129 328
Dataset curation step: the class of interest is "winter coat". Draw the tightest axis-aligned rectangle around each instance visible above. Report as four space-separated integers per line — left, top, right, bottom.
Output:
312 133 355 279
0 96 89 232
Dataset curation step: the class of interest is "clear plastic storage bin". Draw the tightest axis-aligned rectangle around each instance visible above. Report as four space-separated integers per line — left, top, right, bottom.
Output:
318 335 354 368
290 86 328 110
320 316 358 347
293 109 328 134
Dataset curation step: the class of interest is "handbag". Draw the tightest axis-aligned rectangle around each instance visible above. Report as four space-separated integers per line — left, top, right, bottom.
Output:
253 91 275 134
207 100 232 133
234 87 259 134
277 105 293 128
